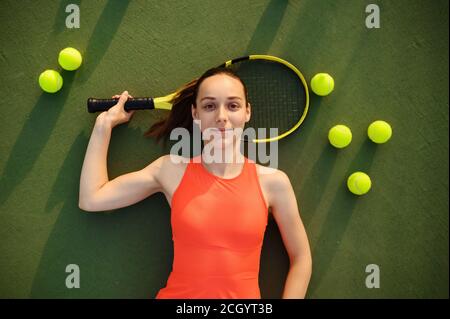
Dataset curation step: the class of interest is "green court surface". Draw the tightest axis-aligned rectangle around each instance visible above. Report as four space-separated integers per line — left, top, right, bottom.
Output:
0 0 448 299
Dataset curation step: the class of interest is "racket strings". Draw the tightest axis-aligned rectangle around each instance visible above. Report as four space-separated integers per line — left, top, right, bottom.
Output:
228 60 307 140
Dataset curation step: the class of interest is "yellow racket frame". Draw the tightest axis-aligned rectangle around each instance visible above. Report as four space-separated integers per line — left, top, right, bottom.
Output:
154 55 310 143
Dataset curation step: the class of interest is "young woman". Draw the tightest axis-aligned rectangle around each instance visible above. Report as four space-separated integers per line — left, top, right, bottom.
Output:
79 67 312 299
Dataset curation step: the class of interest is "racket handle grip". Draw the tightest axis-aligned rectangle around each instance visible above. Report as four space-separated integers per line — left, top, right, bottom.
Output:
87 97 155 113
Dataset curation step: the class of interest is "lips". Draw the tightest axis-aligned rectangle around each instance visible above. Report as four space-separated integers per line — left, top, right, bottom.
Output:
207 128 234 139
215 128 233 131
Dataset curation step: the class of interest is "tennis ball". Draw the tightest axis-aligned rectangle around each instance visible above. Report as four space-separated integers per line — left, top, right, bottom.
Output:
58 47 82 71
328 124 352 148
347 172 372 195
368 120 392 144
38 70 63 93
311 73 334 96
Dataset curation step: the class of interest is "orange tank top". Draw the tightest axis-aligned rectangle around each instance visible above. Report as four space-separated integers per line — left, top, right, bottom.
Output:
156 155 268 299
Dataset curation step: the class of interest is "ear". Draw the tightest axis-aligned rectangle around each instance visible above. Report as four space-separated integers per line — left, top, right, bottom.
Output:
191 104 199 120
245 102 251 123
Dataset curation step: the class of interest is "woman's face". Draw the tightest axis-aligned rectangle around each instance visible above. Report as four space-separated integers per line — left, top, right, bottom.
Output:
192 74 251 146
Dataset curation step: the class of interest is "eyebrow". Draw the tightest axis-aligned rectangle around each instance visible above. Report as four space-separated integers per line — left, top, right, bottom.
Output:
200 96 243 101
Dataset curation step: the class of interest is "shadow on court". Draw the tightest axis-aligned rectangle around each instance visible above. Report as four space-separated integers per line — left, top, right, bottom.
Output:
260 214 289 299
0 71 75 207
246 0 288 54
308 139 377 296
78 0 130 84
300 144 340 228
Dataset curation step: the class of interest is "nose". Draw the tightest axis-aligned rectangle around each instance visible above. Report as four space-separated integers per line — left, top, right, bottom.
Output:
216 104 228 124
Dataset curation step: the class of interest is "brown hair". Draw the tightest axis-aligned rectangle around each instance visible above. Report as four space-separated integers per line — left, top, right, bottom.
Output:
144 67 248 144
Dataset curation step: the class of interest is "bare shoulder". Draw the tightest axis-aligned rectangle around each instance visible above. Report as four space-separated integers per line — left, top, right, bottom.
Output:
255 164 293 209
255 164 291 190
153 154 188 176
151 154 189 197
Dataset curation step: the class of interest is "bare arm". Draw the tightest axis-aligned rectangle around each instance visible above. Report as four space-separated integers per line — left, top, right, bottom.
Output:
78 91 162 212
268 170 312 299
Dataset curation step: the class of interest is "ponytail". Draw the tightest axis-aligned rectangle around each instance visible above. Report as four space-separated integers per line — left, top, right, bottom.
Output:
144 78 197 144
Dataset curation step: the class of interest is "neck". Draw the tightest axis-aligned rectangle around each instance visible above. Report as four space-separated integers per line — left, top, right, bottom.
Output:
201 141 245 178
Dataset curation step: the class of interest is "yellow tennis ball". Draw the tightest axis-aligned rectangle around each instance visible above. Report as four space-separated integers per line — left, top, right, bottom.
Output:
58 47 82 71
311 73 334 96
368 120 392 144
38 70 63 93
347 172 372 195
328 124 352 148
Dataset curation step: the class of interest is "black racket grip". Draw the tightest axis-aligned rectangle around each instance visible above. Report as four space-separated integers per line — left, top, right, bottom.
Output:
87 97 155 113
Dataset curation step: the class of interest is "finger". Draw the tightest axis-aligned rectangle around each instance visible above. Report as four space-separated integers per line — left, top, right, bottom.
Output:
112 95 120 99
116 91 129 106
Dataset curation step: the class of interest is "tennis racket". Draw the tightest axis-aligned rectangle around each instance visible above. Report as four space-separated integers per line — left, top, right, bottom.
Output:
87 55 310 143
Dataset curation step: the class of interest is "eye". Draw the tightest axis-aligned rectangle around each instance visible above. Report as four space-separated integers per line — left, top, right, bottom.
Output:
204 104 215 110
229 103 241 110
